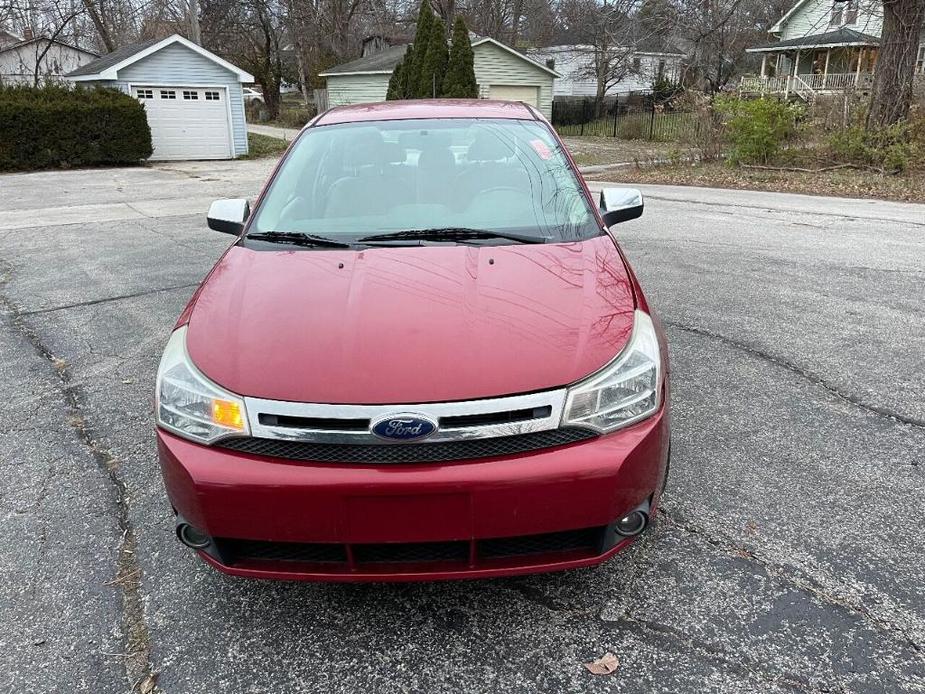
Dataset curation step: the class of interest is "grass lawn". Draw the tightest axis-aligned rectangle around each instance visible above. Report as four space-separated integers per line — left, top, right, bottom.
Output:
586 160 925 203
241 132 289 159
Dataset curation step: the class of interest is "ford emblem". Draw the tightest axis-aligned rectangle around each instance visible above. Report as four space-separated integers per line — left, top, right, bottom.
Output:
371 413 438 442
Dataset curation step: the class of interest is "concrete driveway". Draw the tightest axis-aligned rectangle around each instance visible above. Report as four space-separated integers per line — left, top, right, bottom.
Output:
1 161 923 694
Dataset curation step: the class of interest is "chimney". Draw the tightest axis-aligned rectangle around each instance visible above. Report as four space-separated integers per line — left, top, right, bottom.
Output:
23 27 34 40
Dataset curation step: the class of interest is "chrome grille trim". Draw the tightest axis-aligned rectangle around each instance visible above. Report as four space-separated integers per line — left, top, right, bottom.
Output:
243 389 567 444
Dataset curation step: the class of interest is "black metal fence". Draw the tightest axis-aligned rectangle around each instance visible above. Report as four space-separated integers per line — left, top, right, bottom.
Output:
551 96 699 142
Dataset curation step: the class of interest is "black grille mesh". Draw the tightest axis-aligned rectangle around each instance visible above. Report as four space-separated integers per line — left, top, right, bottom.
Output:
218 538 347 563
354 541 469 564
218 428 596 464
217 526 607 568
480 527 603 558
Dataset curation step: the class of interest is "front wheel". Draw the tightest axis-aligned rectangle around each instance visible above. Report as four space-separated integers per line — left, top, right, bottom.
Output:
660 443 671 494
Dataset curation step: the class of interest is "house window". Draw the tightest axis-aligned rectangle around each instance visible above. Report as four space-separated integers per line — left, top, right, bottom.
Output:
205 91 221 101
657 60 666 80
632 57 641 73
846 1 858 23
831 0 856 26
182 90 199 100
136 89 153 99
917 45 925 74
160 90 176 99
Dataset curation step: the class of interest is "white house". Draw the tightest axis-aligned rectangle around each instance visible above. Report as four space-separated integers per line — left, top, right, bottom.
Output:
66 34 254 161
319 36 560 118
527 42 685 98
0 33 98 85
742 0 925 97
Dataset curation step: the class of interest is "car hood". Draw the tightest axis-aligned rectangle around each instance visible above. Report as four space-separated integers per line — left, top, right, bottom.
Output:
185 236 636 404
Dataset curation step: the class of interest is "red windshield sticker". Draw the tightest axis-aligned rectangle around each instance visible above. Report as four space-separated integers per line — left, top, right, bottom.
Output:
530 138 552 160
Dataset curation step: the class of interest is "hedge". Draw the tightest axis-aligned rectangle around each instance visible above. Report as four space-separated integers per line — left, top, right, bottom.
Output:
0 84 153 171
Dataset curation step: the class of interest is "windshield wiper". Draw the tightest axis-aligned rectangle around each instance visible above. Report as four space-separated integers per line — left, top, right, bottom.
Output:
245 231 353 248
357 227 548 245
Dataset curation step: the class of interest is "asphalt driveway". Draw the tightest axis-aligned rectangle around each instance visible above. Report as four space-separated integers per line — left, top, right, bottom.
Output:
1 160 923 693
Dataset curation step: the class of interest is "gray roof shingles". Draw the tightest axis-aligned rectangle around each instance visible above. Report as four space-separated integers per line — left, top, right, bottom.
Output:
754 28 880 51
66 36 163 77
320 44 408 75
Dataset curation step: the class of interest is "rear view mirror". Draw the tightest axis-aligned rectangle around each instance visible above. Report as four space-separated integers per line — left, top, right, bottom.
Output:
600 188 644 227
207 199 250 235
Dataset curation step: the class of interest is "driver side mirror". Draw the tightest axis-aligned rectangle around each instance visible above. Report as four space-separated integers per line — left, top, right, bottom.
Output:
600 188 644 227
207 199 250 235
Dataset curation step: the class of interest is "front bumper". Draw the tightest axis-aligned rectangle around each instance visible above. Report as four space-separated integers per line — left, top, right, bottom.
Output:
157 406 669 582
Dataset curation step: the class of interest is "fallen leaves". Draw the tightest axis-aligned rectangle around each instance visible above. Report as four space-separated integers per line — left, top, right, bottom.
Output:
587 160 925 203
136 673 158 694
583 652 620 675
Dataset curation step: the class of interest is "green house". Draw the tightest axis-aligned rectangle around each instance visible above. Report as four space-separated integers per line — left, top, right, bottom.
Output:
319 36 559 118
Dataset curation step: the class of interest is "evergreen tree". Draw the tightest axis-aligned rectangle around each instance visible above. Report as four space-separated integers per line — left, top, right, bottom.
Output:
417 17 448 98
441 16 478 98
386 45 414 100
409 1 435 96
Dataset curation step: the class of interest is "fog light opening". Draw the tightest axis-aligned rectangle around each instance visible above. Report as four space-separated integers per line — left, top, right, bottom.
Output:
177 522 211 549
614 510 648 537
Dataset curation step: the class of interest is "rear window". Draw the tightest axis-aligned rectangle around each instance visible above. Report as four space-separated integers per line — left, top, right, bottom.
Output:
250 118 600 243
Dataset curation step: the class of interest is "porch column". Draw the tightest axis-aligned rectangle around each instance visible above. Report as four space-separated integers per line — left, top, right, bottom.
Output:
761 53 767 77
793 50 801 77
855 47 864 84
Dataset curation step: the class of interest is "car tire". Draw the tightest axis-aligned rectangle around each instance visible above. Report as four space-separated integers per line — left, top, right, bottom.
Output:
660 443 671 494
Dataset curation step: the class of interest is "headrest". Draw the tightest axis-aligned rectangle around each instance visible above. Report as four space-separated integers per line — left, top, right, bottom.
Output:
381 141 405 164
417 147 456 171
343 130 385 169
467 131 514 162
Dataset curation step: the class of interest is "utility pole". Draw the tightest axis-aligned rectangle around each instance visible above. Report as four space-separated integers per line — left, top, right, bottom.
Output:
189 0 201 45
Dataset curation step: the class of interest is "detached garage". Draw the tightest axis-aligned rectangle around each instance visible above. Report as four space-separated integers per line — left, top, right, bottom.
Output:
66 34 253 160
320 36 558 118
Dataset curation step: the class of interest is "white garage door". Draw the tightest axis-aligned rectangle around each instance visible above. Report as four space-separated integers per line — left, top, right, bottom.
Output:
488 85 539 106
134 86 232 161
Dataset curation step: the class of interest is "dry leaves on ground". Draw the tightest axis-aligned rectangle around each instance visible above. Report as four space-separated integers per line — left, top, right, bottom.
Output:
587 161 925 204
583 652 620 675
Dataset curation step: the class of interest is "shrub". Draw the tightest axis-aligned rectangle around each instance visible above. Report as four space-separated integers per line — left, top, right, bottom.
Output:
826 117 924 172
675 90 725 161
714 96 803 164
276 103 317 128
0 84 152 171
652 77 683 106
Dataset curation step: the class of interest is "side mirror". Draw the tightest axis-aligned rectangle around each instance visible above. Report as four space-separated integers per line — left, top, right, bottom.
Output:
600 188 644 227
207 199 250 235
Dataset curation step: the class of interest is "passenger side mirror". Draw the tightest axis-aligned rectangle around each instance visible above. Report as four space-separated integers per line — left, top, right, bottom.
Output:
207 199 250 235
599 188 644 227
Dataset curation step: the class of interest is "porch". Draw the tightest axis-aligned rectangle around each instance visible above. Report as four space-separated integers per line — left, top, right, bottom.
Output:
742 28 878 99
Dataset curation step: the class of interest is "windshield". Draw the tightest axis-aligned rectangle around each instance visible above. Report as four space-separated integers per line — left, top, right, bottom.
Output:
249 118 601 244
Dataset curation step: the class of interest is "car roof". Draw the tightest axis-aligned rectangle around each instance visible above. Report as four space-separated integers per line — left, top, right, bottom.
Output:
313 99 538 126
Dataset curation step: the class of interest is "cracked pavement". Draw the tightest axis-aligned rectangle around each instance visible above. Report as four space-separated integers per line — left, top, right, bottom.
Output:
0 160 923 693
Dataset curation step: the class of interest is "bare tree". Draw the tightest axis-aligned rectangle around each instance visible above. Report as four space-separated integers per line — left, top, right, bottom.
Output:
80 0 115 51
556 0 669 112
188 0 200 43
867 0 925 126
675 0 780 92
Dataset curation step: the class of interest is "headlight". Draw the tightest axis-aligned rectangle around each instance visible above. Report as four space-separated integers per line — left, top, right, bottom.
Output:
155 326 249 444
562 310 662 433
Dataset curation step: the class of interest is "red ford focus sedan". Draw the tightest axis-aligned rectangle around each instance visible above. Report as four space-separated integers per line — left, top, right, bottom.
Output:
155 100 670 582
